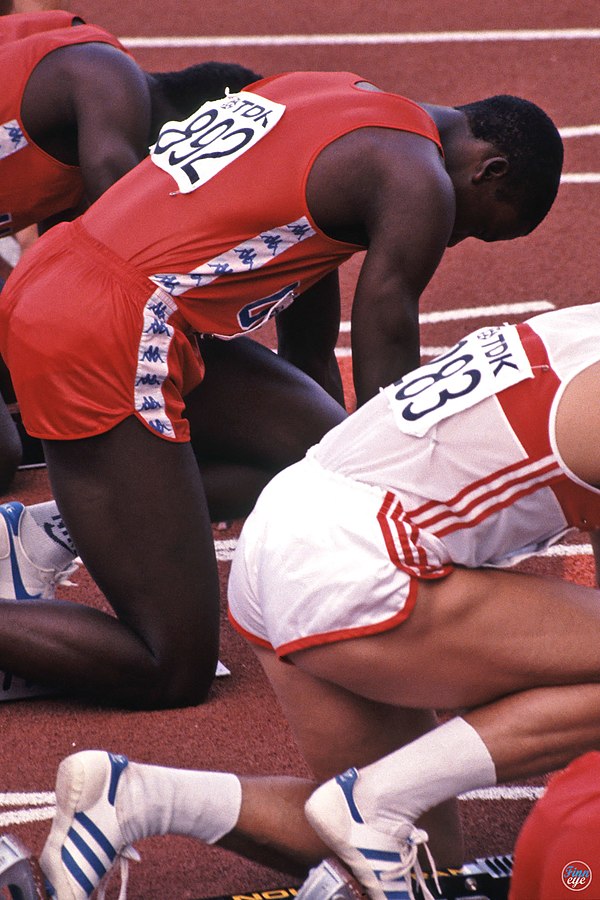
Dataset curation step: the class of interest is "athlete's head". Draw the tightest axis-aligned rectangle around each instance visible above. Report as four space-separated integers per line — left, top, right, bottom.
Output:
455 94 563 233
151 62 262 121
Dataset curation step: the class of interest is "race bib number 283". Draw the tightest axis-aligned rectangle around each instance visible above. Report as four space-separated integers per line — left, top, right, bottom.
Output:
383 324 534 436
150 91 286 193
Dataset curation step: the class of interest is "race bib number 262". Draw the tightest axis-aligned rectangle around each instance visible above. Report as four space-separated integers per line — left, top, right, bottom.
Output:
150 91 286 194
383 324 534 437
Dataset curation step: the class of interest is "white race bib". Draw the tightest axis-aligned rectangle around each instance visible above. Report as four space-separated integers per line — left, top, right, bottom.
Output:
383 324 534 436
150 91 286 193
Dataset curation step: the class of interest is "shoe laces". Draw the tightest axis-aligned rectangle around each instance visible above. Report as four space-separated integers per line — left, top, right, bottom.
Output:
39 557 81 598
96 844 141 900
379 827 441 900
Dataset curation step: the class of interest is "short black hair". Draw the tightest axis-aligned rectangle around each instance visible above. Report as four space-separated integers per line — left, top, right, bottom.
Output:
152 62 262 119
455 95 564 231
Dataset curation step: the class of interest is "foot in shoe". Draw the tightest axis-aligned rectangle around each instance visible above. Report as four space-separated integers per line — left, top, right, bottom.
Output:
40 751 140 900
304 768 439 900
0 502 79 600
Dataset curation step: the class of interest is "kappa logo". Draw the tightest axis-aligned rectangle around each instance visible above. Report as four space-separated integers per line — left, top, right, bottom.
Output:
0 119 27 162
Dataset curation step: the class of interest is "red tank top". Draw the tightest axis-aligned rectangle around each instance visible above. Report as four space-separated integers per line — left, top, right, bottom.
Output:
0 23 128 235
82 71 443 338
0 10 79 43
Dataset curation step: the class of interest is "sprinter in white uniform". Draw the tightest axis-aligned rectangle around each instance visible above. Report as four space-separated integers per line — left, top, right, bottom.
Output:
39 303 600 900
229 303 600 653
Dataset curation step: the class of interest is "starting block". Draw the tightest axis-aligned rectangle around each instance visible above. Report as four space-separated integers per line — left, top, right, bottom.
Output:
0 834 49 899
296 858 366 899
199 853 513 900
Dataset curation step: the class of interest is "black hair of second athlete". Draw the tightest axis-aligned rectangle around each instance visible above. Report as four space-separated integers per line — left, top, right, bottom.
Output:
151 62 263 120
455 95 564 232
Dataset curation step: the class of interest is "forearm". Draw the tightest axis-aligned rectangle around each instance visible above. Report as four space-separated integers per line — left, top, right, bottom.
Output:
276 272 344 405
352 329 421 406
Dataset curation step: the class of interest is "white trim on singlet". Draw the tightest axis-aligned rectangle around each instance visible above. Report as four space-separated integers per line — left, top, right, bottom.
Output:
148 217 316 298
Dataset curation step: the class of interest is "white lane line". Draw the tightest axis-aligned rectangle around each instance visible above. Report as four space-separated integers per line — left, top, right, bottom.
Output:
121 29 600 49
459 786 545 801
560 125 600 138
338 300 556 335
419 301 554 325
214 539 593 561
542 543 593 557
561 173 600 183
336 346 456 358
0 791 55 806
0 784 544 827
0 806 55 826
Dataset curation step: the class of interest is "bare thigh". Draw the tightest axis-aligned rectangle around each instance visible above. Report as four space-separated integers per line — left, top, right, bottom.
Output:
289 567 600 709
184 337 346 521
41 416 220 707
187 336 345 468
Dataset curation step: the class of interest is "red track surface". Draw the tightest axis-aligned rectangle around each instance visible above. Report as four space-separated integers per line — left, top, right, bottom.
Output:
2 2 600 897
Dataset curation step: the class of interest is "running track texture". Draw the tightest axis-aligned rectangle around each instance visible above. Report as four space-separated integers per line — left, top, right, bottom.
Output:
1 2 599 897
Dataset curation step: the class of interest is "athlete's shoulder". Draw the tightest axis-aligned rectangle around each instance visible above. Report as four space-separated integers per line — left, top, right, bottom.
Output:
0 9 80 44
251 70 369 97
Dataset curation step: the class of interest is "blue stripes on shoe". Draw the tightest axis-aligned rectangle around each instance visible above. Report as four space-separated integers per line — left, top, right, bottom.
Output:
357 848 411 899
107 752 129 805
60 845 97 897
58 753 129 897
74 812 117 862
334 767 364 824
360 848 403 863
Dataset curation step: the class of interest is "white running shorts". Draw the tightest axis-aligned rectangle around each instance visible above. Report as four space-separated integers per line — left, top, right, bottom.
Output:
228 455 450 657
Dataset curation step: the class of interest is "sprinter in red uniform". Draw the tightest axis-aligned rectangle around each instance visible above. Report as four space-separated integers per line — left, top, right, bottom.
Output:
0 71 563 710
0 10 261 489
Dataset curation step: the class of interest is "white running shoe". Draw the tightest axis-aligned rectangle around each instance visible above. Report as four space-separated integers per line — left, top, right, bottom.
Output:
0 501 80 701
0 502 80 600
40 751 140 900
304 768 440 900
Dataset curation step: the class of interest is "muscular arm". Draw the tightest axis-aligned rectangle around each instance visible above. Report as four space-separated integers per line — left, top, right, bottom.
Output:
307 127 456 407
350 133 455 404
275 271 345 407
21 42 152 204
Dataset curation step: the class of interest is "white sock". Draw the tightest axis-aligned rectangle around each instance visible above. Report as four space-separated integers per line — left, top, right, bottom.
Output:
118 762 242 845
22 501 77 567
353 717 496 835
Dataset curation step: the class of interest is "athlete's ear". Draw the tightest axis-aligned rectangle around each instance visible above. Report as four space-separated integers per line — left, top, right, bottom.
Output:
473 156 509 183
